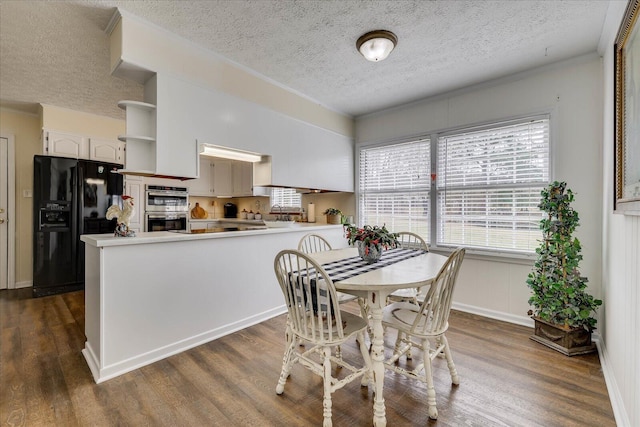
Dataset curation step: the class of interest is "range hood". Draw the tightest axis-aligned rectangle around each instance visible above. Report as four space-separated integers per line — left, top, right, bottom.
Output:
253 156 347 193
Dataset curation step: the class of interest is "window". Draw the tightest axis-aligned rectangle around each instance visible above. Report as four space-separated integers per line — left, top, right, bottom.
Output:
271 187 301 211
358 140 431 241
437 117 549 252
357 115 550 255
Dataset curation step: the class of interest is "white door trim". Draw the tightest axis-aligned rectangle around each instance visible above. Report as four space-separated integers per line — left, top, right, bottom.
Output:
0 134 16 289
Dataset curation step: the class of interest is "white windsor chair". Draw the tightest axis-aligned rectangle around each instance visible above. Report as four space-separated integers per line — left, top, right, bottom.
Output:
298 233 370 356
273 249 372 427
298 234 360 305
386 231 430 305
381 247 466 420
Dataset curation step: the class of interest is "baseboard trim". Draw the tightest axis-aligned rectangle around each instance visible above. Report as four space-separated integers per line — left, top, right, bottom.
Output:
86 305 288 384
452 302 534 328
594 334 631 427
14 280 32 289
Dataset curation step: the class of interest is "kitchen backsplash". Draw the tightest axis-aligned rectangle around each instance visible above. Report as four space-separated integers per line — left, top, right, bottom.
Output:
188 192 355 223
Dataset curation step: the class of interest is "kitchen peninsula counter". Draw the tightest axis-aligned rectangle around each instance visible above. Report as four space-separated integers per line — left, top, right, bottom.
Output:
80 224 345 383
82 223 337 247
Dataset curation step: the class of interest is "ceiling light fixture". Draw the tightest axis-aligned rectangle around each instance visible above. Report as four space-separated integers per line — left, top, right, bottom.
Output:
356 30 397 62
199 144 263 162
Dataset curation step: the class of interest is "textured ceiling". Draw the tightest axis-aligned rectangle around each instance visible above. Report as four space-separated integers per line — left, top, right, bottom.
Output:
0 0 615 120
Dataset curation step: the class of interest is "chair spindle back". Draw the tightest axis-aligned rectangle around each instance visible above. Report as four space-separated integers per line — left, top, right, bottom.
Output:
274 249 344 343
413 248 465 336
298 233 332 254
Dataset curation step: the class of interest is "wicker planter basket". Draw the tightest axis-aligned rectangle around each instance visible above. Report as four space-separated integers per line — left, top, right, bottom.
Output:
326 214 341 224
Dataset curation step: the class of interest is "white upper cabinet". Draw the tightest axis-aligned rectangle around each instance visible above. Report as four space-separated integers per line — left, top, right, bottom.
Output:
188 157 242 197
118 74 199 179
148 73 352 191
189 157 232 197
232 161 253 197
117 100 156 174
212 160 232 197
88 138 124 163
184 84 353 192
43 130 88 159
43 130 123 164
189 157 213 196
110 16 352 191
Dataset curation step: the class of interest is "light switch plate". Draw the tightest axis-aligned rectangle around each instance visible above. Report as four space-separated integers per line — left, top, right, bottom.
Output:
23 189 32 198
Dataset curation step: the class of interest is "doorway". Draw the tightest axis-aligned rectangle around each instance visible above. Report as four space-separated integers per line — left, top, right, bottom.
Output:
0 135 16 289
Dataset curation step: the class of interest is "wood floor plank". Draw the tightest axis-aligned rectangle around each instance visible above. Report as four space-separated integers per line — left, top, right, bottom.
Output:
0 289 616 426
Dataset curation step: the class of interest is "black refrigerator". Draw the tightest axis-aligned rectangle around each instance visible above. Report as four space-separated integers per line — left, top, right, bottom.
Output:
33 155 123 297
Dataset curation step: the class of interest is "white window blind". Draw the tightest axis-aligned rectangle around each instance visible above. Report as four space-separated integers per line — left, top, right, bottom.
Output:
359 140 430 241
271 188 301 210
437 117 550 252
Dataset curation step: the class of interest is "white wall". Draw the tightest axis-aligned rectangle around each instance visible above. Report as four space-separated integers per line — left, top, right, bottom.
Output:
356 55 604 327
600 1 640 425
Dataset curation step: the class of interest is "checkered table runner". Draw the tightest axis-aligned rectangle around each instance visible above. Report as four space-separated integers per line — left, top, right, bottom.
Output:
288 248 426 314
321 248 427 282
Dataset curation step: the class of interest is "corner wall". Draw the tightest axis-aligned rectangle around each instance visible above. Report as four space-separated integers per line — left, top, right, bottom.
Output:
0 106 126 286
599 1 639 424
0 109 41 285
355 55 604 326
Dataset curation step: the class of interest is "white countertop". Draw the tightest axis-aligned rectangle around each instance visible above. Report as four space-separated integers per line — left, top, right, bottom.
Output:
81 223 343 248
188 218 264 223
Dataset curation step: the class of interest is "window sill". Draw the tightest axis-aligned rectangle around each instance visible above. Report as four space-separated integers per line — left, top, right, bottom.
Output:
429 246 536 265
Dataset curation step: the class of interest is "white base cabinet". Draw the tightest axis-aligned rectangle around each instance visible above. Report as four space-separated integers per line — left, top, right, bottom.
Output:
80 225 346 383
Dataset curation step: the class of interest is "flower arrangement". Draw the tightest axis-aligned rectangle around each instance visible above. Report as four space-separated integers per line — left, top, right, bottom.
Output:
345 224 399 253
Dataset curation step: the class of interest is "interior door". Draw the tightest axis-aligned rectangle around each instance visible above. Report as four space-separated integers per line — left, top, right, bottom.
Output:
0 137 8 289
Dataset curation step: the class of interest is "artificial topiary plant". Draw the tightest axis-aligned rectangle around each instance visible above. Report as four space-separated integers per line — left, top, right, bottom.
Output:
526 181 602 331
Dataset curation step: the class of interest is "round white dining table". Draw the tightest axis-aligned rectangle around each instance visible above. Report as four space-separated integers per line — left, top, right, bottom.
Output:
308 247 448 427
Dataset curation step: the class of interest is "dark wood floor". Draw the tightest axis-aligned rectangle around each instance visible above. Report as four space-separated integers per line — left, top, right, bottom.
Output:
0 288 615 426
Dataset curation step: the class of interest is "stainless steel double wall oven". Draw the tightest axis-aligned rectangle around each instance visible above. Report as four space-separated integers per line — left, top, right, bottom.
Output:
144 185 188 232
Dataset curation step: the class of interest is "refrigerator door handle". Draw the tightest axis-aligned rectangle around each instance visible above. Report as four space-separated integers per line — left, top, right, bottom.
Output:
73 165 82 264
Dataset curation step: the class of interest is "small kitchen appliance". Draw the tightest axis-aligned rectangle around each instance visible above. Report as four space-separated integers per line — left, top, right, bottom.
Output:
223 203 238 218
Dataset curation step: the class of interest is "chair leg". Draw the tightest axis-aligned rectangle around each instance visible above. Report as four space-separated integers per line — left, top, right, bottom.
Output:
322 346 333 427
422 338 438 420
356 330 373 387
335 345 342 360
393 331 404 358
357 298 372 344
276 326 296 394
441 335 460 385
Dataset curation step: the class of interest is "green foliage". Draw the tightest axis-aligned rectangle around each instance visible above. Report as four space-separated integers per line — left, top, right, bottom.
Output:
345 224 399 250
323 208 342 216
526 181 602 331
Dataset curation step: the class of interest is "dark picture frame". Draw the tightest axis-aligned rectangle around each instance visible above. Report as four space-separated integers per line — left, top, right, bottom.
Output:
614 0 640 215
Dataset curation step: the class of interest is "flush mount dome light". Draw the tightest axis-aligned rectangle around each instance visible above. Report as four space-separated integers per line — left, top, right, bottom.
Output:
356 30 397 62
